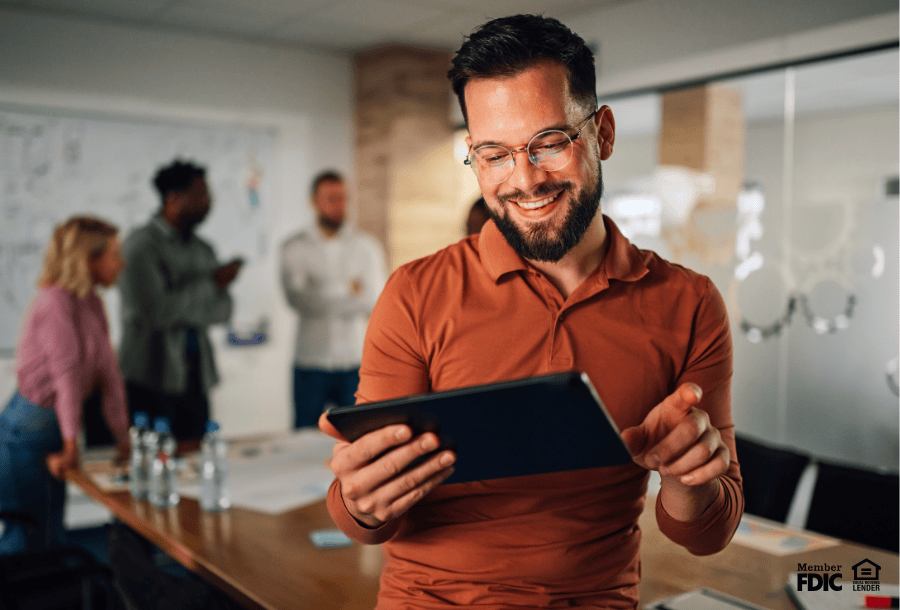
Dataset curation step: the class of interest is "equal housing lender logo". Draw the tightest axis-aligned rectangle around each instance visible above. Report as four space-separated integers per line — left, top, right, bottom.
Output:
795 558 883 592
851 558 883 592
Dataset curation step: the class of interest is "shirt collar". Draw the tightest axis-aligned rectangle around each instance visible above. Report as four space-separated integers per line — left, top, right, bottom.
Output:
478 214 649 286
599 214 649 285
150 214 189 243
479 219 528 281
311 222 353 243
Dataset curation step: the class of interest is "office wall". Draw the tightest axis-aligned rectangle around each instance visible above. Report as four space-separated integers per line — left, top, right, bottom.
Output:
0 9 355 436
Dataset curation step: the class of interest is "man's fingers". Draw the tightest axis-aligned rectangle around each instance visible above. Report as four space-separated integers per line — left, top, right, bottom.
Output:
331 425 415 474
662 383 702 424
345 449 456 525
627 384 704 463
658 426 722 478
334 429 453 496
651 409 709 466
671 446 730 486
382 465 455 521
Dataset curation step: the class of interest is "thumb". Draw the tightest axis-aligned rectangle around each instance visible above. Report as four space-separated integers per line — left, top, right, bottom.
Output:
620 425 648 457
318 411 348 442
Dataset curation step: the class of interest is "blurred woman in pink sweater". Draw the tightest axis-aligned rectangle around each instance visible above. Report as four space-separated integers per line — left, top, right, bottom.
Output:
0 216 130 554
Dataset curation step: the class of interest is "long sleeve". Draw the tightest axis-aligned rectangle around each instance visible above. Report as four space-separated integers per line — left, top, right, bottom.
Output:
655 278 744 555
120 235 232 330
35 291 83 441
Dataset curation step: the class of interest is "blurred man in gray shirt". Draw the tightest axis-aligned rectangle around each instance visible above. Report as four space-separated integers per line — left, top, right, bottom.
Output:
119 160 242 439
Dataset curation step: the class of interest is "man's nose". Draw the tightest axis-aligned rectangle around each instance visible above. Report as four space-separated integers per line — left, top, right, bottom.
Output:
505 149 549 193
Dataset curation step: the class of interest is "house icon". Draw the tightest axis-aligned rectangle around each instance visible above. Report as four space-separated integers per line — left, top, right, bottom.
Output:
853 559 881 581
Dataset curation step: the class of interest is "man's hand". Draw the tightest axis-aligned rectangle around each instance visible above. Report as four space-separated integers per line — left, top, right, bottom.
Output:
349 278 364 296
46 439 80 480
213 259 244 289
319 412 456 529
113 439 131 467
621 383 729 520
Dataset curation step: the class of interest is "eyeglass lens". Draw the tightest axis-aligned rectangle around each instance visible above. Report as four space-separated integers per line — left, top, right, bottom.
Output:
468 130 574 184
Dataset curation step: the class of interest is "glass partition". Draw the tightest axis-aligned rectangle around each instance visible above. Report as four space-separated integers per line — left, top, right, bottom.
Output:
600 47 899 470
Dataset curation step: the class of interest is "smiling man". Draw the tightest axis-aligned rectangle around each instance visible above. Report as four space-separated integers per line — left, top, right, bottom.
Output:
321 14 743 609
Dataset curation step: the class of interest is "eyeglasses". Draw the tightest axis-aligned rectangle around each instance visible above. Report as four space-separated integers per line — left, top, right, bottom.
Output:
464 109 597 185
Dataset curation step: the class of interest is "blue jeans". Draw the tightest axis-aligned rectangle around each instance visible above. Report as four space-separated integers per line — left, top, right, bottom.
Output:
0 392 66 555
293 368 360 429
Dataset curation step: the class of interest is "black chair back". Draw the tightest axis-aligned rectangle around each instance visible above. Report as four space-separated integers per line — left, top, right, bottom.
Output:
734 434 811 523
805 460 899 553
0 512 119 610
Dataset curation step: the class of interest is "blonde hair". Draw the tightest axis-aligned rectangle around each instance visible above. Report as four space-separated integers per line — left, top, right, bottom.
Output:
38 216 119 297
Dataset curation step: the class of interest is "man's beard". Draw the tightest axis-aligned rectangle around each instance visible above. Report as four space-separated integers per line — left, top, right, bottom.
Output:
488 161 603 263
318 214 344 233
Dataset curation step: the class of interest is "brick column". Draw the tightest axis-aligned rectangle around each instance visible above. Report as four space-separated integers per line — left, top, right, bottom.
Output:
659 83 745 208
658 83 745 264
354 46 457 269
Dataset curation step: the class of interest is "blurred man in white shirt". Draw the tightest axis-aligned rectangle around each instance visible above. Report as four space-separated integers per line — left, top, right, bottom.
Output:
280 171 387 428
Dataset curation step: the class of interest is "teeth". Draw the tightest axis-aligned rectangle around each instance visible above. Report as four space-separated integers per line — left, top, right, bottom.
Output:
515 193 559 210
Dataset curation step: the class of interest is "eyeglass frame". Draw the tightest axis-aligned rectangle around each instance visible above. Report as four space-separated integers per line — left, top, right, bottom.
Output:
463 109 599 184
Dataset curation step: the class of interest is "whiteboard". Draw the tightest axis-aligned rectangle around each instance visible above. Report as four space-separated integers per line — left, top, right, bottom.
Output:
0 105 277 355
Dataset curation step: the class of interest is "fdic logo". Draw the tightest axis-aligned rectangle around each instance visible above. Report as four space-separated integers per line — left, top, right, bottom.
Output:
795 564 843 591
795 559 882 592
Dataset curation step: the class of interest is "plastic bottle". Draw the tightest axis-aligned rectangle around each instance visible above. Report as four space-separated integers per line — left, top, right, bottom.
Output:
128 411 150 499
200 420 231 511
148 417 179 507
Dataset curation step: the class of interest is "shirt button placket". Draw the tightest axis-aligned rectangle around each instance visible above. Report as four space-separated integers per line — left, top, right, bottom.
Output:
549 309 574 371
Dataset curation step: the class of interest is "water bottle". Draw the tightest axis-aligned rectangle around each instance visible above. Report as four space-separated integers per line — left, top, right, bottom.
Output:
200 421 231 511
148 417 179 507
128 411 150 499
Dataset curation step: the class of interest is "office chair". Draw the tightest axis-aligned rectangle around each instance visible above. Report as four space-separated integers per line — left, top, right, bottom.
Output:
734 434 811 523
106 521 240 610
804 460 899 553
0 511 120 610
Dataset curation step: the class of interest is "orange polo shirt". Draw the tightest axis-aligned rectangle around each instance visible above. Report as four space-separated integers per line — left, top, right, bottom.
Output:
327 216 743 609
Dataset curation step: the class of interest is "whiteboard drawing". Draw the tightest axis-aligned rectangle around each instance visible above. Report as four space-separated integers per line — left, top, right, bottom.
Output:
0 107 276 354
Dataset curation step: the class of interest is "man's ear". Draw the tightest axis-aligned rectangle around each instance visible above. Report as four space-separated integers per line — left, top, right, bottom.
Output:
596 105 615 161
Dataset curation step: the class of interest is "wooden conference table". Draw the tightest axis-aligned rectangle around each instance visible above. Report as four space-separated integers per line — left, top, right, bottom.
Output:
70 443 898 610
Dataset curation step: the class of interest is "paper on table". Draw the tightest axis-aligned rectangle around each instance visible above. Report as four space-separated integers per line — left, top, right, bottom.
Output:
730 515 840 556
179 429 337 514
84 429 338 514
650 587 770 609
88 471 128 492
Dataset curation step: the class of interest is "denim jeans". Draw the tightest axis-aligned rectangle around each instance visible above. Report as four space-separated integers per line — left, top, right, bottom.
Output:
0 391 66 555
293 368 360 429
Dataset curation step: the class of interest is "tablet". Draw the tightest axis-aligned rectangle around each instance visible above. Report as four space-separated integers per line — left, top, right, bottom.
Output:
325 371 632 485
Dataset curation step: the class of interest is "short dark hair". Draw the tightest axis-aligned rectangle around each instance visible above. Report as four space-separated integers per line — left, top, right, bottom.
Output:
310 170 344 196
152 160 206 204
448 14 597 125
